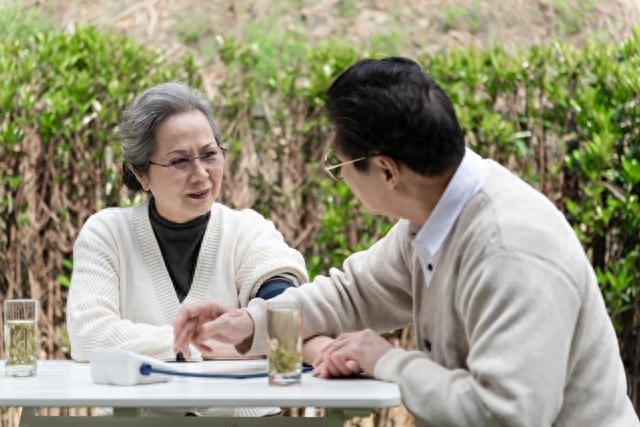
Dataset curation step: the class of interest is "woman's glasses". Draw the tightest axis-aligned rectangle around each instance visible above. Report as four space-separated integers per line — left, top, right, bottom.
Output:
149 146 227 177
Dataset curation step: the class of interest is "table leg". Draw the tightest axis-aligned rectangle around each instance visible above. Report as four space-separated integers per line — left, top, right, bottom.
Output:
113 408 141 417
17 407 36 427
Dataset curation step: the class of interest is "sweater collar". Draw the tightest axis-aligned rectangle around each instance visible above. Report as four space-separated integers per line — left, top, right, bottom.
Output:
132 199 218 312
413 147 489 255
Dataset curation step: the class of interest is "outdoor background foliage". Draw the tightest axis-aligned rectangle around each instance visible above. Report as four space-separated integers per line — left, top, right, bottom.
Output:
0 4 638 425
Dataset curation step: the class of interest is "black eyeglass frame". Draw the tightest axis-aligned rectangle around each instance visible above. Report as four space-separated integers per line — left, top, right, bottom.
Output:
148 146 228 173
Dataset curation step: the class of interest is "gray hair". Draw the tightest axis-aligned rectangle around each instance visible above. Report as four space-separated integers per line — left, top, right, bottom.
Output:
119 81 224 191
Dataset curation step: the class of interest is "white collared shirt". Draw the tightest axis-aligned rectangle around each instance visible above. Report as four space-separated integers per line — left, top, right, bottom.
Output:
410 148 489 287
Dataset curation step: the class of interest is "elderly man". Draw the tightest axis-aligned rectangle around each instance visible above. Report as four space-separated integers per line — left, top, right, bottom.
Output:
174 57 639 426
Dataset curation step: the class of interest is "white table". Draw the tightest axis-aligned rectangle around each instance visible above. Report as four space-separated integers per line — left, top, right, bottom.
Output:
0 360 401 426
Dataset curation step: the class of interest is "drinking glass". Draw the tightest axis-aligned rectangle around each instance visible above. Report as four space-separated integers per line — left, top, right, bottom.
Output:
4 299 38 377
266 300 302 386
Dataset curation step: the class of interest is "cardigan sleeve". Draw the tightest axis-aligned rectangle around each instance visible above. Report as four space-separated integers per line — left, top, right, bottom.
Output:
374 251 581 426
232 209 309 306
245 221 415 354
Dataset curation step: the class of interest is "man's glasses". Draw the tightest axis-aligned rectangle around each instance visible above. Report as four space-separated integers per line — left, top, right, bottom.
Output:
149 146 227 177
324 150 371 181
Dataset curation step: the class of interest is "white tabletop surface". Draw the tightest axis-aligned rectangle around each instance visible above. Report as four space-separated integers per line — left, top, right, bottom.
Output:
0 360 401 409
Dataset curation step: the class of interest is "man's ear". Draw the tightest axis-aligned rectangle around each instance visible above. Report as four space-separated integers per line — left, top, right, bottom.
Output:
375 155 400 188
131 165 150 191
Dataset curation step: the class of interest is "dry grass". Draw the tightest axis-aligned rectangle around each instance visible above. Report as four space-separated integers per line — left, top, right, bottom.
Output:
19 0 640 76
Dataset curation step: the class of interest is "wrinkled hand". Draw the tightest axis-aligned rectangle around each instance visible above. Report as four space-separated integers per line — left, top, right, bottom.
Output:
173 300 254 359
311 329 392 378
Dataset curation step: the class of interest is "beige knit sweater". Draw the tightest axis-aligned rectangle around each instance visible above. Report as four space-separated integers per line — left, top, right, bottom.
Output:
247 154 639 426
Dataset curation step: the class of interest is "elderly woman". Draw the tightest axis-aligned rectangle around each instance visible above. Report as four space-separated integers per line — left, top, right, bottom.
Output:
66 81 308 417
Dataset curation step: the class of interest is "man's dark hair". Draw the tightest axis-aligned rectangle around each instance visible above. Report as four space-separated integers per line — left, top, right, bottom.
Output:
325 57 466 177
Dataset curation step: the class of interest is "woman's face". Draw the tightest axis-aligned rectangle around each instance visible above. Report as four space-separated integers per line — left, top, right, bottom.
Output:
136 110 224 223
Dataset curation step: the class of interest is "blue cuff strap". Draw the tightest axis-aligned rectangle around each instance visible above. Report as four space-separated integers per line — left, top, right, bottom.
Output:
255 278 294 300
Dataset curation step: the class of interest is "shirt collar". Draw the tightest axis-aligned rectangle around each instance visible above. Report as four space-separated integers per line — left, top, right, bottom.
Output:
412 147 489 255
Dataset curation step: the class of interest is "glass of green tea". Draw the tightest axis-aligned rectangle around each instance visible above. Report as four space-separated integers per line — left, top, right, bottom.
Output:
3 299 38 377
266 300 302 386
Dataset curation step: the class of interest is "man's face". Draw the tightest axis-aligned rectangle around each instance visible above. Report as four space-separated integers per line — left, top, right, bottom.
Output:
338 152 390 217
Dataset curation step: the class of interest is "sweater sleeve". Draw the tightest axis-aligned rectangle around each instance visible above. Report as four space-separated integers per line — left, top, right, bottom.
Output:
246 222 415 354
374 251 581 426
66 226 202 363
232 209 309 306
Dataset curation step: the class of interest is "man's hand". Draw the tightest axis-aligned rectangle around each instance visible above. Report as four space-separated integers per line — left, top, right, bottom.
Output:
173 300 255 359
311 329 392 378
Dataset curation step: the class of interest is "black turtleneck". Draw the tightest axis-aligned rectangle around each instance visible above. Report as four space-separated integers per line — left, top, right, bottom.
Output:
149 198 209 303
148 198 295 304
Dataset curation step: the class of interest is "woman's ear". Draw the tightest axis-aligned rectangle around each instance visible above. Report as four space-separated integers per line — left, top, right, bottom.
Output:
131 165 150 192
